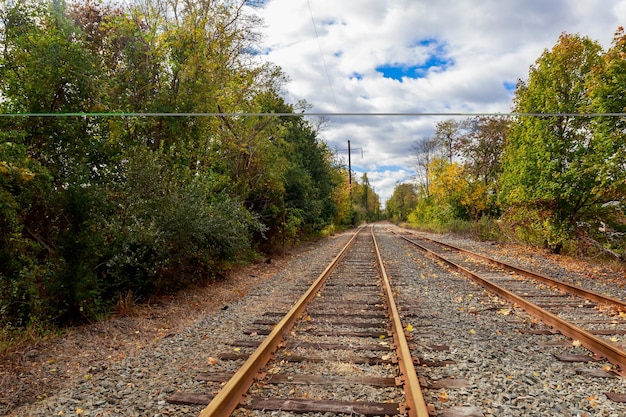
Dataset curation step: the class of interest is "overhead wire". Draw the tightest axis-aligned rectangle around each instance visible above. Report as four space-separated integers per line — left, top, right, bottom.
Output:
0 112 625 117
306 0 338 109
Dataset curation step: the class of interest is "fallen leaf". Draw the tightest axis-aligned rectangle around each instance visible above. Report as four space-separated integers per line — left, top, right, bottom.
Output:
497 309 511 316
438 391 449 402
233 347 241 352
405 324 414 332
207 357 218 366
76 409 84 415
469 329 476 335
572 340 582 347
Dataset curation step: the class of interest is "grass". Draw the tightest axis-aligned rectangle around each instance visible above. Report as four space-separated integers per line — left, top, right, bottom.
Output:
113 289 140 318
0 321 58 356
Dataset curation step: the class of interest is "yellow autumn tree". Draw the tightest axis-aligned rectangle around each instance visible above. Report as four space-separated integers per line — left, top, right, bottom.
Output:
409 157 489 229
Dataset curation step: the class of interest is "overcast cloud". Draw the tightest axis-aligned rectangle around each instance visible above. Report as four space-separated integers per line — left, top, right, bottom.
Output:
252 0 625 206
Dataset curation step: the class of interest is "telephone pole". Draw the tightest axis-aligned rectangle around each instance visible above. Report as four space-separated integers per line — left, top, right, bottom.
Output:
338 140 363 197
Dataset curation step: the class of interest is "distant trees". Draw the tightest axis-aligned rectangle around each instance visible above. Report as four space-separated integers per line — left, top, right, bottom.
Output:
0 0 353 330
386 183 418 223
351 173 380 222
403 116 506 230
397 29 625 258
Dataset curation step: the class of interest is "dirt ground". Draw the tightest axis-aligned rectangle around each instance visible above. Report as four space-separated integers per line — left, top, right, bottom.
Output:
0 246 303 415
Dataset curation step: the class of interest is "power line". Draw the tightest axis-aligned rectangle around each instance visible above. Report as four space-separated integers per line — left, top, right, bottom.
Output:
1 112 626 117
306 0 338 108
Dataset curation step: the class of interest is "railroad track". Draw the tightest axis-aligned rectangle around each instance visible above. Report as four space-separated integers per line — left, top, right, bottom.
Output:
168 226 432 416
393 228 626 377
163 224 626 415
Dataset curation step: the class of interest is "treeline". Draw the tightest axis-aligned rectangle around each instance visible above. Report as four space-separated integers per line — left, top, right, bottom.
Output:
387 30 626 259
0 0 372 330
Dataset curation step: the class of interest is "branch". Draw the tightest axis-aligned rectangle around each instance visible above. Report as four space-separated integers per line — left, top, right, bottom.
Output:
23 226 56 256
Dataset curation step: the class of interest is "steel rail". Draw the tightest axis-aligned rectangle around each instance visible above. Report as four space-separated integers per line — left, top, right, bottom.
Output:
372 227 431 417
398 234 626 374
405 232 626 309
198 227 363 417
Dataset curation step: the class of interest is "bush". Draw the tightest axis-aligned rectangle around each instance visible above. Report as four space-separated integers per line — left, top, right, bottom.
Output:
498 204 575 254
100 147 264 299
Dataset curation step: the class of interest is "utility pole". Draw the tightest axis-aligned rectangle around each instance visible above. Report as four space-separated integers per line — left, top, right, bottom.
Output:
338 140 363 197
348 140 352 194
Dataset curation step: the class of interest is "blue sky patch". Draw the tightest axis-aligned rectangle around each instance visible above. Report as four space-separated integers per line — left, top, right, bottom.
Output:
503 81 517 92
244 46 271 56
244 0 268 8
376 38 453 81
377 165 413 173
416 38 438 47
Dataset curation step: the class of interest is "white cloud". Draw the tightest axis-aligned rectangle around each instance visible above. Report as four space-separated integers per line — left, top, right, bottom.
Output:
256 0 623 208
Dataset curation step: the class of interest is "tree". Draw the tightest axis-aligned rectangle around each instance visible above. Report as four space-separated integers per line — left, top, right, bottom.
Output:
587 27 626 207
585 27 626 256
456 116 509 217
0 0 353 329
412 136 437 195
386 183 418 223
433 119 463 162
352 173 380 222
499 33 604 251
459 116 509 187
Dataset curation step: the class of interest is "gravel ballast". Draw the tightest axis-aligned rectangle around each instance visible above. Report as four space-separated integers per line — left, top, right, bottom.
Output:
6 225 626 417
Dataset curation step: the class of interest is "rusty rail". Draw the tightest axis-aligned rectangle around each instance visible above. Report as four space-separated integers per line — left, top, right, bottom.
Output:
407 232 626 309
198 227 363 417
398 233 626 374
372 227 430 417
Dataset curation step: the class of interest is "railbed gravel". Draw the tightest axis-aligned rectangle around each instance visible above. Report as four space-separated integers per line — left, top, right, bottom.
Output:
9 224 626 417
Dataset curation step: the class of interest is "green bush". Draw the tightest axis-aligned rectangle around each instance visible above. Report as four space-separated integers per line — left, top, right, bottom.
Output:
100 147 264 299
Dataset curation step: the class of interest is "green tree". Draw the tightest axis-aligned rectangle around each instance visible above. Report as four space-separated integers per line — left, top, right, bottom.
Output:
457 116 509 217
0 0 352 331
499 33 603 252
585 27 626 256
459 116 508 187
0 0 112 324
386 183 418 223
352 173 380 222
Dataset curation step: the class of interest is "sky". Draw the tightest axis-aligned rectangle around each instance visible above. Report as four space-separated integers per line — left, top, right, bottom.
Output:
250 0 626 207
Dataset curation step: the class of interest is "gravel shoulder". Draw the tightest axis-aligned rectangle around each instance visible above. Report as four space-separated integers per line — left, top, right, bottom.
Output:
3 224 626 417
2 232 352 417
379 224 626 416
